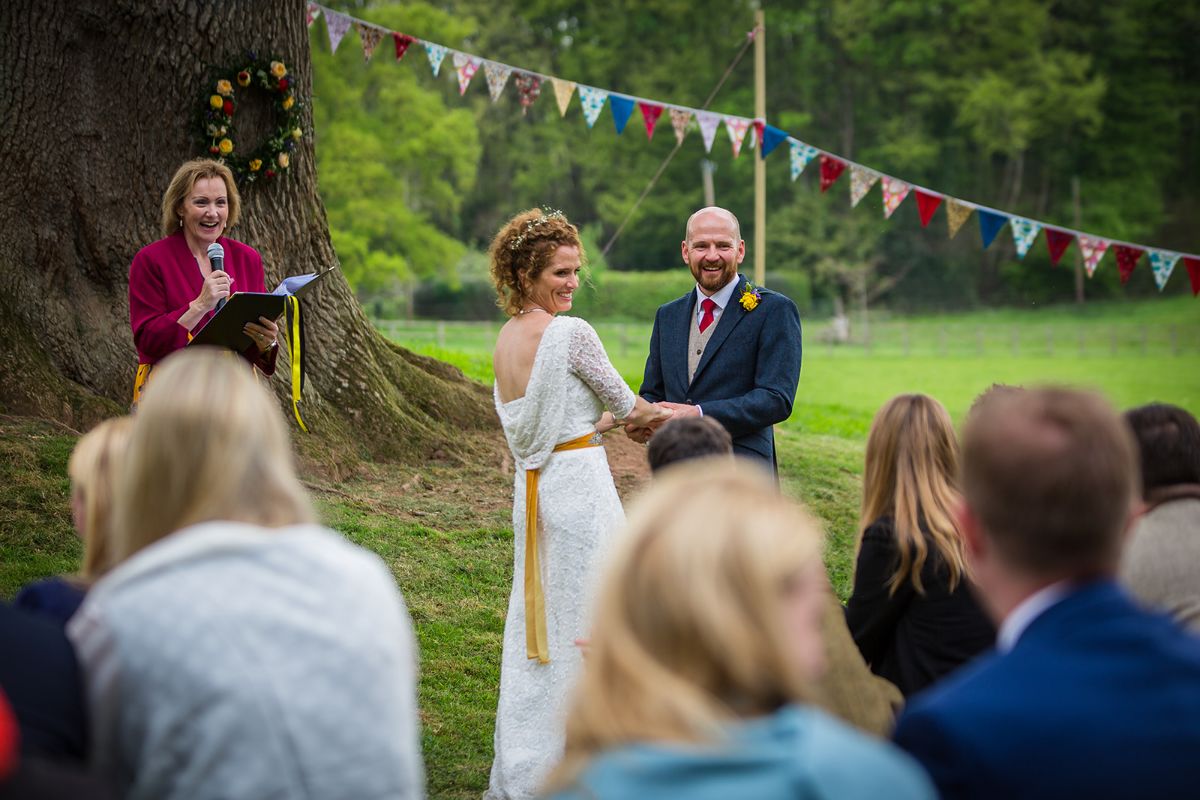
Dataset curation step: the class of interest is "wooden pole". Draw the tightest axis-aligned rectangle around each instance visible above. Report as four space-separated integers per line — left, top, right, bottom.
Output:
753 8 766 286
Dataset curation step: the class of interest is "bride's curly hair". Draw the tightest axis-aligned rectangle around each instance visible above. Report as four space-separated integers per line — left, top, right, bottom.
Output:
489 208 586 317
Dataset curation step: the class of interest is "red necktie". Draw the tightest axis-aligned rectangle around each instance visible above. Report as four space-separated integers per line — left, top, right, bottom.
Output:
699 298 717 333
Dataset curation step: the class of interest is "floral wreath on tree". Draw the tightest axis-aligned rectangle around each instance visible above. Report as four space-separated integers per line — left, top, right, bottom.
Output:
197 53 306 185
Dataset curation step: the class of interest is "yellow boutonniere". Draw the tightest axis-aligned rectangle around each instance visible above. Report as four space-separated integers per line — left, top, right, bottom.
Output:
739 282 762 311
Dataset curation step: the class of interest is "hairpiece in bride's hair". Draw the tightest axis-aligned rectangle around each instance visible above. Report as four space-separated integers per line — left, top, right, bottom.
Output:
509 208 566 252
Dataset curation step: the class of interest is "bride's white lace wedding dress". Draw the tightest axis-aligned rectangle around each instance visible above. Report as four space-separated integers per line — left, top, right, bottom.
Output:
486 315 636 799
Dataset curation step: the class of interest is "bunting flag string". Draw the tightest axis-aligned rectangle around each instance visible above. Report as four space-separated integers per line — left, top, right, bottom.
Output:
310 3 1199 295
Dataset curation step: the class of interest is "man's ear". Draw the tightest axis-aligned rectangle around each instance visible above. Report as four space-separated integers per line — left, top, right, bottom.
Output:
680 240 690 265
957 499 986 562
735 238 746 265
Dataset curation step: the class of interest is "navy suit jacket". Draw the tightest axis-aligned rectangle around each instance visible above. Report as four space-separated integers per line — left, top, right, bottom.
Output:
640 274 802 468
893 580 1200 800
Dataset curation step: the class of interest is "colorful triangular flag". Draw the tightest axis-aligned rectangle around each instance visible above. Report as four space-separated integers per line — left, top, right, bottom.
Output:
392 33 414 61
881 177 911 219
325 10 352 54
789 141 818 181
1044 228 1074 265
670 108 692 145
551 78 575 117
725 117 751 158
1077 236 1109 277
819 155 846 193
306 2 322 28
1147 250 1181 291
1113 245 1144 285
914 190 942 227
424 42 448 77
761 125 788 158
453 52 480 95
945 199 973 239
514 73 541 115
578 86 608 129
978 210 1009 249
1010 217 1042 259
638 102 664 140
484 62 511 102
849 166 880 208
1184 257 1200 296
356 23 385 62
609 95 636 135
696 112 721 153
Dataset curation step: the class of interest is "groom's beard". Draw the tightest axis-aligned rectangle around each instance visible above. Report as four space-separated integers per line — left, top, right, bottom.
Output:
690 258 737 294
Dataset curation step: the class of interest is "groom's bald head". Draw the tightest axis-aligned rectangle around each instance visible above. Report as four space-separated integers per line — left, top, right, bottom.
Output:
685 207 741 243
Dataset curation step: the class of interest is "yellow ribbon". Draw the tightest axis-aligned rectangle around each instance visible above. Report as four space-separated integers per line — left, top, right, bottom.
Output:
286 295 308 432
524 431 601 663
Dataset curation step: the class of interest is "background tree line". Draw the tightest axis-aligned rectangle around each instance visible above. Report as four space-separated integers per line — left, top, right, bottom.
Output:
311 0 1199 318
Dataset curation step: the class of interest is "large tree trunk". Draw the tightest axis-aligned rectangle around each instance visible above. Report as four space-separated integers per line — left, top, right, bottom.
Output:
0 0 497 466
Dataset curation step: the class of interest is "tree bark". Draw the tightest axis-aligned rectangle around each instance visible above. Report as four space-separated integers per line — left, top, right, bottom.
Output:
0 0 497 463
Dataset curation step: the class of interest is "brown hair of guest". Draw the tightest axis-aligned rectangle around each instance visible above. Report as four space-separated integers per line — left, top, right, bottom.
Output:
647 417 733 473
159 158 242 238
1123 403 1200 499
962 387 1139 577
488 209 585 317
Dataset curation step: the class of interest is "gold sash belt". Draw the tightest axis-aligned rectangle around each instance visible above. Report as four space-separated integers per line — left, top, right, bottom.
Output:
524 431 601 664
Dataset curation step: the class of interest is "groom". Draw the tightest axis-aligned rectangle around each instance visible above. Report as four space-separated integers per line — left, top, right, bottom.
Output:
628 206 802 472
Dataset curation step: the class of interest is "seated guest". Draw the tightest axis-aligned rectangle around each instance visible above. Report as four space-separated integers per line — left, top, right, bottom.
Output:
893 388 1200 800
0 604 87 761
647 416 733 473
15 417 133 626
1119 403 1200 631
846 394 994 696
67 349 424 799
648 416 903 735
542 461 934 799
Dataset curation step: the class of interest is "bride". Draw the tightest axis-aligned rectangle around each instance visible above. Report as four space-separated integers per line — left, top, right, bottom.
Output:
486 209 669 799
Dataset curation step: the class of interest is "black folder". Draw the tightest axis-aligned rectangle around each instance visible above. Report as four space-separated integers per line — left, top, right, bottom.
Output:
188 268 333 352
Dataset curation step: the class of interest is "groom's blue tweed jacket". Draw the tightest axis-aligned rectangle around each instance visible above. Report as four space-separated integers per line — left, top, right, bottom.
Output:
640 273 802 469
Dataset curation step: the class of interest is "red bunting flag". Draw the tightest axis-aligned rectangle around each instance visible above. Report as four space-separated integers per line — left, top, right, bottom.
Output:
638 102 664 140
753 119 765 150
1044 228 1074 266
1185 257 1200 296
914 189 942 228
1113 245 1144 285
393 33 414 61
819 155 846 193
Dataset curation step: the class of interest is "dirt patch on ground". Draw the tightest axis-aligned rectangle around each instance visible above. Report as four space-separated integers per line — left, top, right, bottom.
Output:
300 428 653 532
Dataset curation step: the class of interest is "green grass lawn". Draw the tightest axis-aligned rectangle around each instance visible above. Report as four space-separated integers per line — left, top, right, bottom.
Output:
2 296 1198 798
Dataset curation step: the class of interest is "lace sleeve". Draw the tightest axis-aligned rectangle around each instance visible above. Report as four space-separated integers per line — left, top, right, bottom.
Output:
567 319 636 418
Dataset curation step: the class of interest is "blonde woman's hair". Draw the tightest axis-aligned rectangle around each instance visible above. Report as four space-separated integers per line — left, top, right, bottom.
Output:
546 459 825 791
159 158 241 238
111 349 313 564
488 208 584 316
859 394 966 595
68 416 135 581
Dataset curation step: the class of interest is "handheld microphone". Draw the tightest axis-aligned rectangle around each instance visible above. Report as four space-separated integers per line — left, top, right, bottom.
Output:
207 242 227 312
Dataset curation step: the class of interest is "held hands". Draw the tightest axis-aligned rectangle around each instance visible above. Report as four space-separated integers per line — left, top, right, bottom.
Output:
243 316 279 353
624 401 684 443
194 269 233 312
